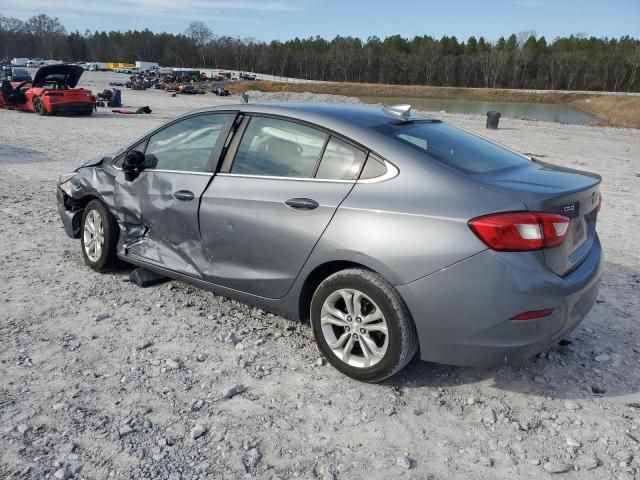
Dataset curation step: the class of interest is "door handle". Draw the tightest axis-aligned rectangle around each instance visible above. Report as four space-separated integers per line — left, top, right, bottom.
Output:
173 190 194 201
285 198 319 210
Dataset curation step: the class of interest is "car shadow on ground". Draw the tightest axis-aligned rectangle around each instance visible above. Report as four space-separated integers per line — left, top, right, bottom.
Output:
383 260 640 401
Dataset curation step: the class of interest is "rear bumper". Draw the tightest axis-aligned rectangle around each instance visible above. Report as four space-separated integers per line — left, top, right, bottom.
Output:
48 101 94 115
397 236 603 367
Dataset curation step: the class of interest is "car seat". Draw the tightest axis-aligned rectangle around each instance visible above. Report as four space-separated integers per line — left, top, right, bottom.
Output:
0 80 16 105
256 137 304 176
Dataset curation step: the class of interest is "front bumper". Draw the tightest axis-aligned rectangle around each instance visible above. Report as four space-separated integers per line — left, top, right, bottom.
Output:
397 236 603 367
57 187 82 238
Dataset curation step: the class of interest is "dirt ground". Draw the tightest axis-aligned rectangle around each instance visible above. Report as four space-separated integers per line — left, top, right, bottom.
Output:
1 71 639 480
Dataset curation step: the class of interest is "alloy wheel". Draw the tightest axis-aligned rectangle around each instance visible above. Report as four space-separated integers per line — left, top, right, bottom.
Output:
83 209 105 262
320 288 389 368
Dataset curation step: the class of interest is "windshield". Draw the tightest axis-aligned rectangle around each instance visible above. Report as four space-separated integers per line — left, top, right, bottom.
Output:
373 121 531 174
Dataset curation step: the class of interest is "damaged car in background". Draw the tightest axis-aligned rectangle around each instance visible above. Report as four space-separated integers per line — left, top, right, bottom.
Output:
57 103 603 382
0 63 95 115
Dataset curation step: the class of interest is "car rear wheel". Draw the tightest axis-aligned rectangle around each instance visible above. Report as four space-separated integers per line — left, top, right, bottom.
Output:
310 268 418 382
32 97 47 116
80 200 119 271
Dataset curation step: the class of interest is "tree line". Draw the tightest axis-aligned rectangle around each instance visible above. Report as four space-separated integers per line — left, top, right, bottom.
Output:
2 14 639 92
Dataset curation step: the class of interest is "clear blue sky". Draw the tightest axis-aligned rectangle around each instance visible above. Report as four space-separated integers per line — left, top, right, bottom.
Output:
1 0 638 41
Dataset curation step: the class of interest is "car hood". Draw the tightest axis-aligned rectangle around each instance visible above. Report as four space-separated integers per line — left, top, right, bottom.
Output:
33 64 84 87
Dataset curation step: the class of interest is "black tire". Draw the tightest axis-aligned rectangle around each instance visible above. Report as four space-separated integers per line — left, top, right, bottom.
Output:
80 199 119 271
310 268 418 382
32 97 47 116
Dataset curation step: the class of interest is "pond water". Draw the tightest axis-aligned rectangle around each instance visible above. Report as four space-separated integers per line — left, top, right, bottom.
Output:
357 95 601 125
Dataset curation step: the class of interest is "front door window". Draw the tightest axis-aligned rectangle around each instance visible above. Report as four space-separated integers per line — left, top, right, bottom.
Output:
145 114 233 172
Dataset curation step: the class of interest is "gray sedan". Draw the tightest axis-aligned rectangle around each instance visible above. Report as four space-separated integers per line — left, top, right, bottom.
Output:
57 103 602 382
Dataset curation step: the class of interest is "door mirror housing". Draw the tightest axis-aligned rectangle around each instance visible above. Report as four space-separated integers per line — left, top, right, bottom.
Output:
123 150 145 181
144 154 158 170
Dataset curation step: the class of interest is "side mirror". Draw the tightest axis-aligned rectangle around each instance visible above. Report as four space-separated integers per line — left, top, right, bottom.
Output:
123 150 145 181
144 154 158 169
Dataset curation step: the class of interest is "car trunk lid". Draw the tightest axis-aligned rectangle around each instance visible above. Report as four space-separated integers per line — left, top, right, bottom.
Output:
33 64 84 88
471 160 601 276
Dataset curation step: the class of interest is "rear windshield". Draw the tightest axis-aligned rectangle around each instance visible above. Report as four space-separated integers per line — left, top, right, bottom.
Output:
373 121 530 174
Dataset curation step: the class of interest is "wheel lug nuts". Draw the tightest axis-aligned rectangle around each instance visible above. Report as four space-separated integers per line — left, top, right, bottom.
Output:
346 316 352 322
352 333 358 339
360 328 365 334
345 326 350 332
356 317 362 323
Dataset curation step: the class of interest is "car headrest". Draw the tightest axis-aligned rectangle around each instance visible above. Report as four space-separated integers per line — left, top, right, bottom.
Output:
261 137 300 158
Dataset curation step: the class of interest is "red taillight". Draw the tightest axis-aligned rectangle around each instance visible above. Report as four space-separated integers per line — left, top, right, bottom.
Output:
512 308 554 320
468 212 571 251
45 92 63 96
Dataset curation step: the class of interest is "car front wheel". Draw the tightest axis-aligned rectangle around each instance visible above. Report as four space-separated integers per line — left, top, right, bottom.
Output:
80 199 119 271
310 268 418 382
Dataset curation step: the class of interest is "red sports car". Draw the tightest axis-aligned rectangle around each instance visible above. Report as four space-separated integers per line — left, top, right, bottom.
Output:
0 64 95 115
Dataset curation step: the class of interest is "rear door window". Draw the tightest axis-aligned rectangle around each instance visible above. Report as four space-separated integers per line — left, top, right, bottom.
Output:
230 117 327 178
315 137 366 180
145 113 232 172
374 121 531 174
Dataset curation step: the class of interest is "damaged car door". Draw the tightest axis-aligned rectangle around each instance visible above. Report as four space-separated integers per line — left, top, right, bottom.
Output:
198 115 366 298
116 112 235 277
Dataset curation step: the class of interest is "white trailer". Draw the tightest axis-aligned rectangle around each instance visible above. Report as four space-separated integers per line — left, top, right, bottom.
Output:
11 58 30 66
87 62 109 71
135 61 159 71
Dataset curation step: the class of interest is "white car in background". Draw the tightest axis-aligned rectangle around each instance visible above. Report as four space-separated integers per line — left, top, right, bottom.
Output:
26 58 46 68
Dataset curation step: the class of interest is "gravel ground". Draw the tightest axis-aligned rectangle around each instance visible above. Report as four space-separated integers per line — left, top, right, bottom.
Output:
1 71 640 480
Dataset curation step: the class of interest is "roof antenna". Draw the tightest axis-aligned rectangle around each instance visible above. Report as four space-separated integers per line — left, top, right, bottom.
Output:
383 104 411 119
240 93 249 104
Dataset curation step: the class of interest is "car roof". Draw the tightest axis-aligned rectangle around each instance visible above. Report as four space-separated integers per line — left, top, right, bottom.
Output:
187 103 435 151
198 102 429 123
195 102 429 130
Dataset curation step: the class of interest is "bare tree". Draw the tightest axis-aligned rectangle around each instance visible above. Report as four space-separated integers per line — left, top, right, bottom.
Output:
0 15 25 58
627 46 640 92
26 14 65 59
185 21 212 68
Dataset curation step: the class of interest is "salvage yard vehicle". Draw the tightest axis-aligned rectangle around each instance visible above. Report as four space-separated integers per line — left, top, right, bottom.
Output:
0 64 95 116
10 57 29 66
26 58 46 67
10 67 31 82
57 104 603 382
172 68 201 82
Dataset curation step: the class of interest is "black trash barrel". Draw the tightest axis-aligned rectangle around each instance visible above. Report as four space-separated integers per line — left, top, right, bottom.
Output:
109 88 122 108
486 111 501 129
